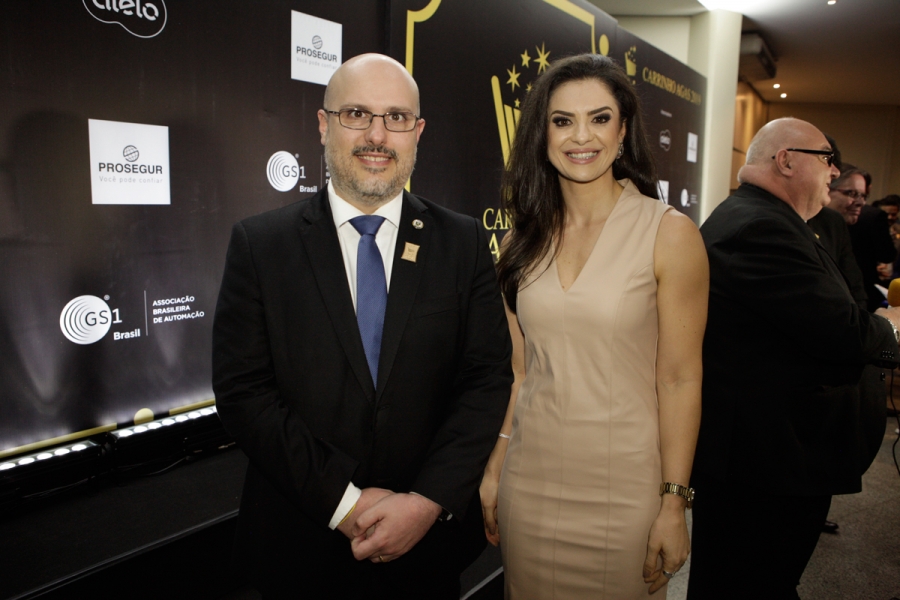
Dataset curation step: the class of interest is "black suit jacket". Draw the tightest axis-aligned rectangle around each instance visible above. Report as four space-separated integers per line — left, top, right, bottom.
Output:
849 204 897 312
807 206 889 475
695 184 898 496
808 207 867 309
212 189 512 594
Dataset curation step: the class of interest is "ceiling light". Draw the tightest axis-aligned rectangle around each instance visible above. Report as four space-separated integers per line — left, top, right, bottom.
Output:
780 93 787 98
773 83 781 89
827 0 836 4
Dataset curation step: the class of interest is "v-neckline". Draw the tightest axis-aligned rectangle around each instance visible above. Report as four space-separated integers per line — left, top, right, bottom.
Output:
554 187 626 293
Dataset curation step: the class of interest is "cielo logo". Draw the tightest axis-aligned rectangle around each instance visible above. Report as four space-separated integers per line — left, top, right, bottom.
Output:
83 0 167 39
60 295 112 345
659 130 671 151
267 151 300 192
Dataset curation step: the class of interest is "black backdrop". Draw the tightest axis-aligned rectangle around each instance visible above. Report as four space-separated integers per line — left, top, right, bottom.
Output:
0 0 704 455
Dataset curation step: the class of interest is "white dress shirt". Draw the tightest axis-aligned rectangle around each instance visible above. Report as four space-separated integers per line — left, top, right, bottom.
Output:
326 181 403 529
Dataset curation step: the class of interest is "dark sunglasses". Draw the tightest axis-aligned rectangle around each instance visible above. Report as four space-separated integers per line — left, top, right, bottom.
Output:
772 148 835 167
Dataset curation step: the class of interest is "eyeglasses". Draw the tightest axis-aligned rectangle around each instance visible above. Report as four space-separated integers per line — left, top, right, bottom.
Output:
772 148 835 167
323 108 420 132
832 188 868 202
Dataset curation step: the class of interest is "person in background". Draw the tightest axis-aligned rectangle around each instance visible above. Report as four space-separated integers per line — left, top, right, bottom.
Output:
873 195 900 282
833 166 898 311
807 137 888 536
827 164 869 226
873 194 900 228
808 136 866 311
688 117 900 599
480 53 708 599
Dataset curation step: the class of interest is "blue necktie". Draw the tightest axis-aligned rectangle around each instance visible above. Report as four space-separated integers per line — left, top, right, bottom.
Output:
350 215 387 386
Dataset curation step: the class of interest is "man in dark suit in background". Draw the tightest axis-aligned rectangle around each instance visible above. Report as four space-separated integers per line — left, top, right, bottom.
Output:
827 164 896 311
687 117 900 599
807 142 889 535
212 53 512 599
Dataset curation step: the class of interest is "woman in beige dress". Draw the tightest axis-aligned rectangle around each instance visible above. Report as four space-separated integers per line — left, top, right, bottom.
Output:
480 54 709 598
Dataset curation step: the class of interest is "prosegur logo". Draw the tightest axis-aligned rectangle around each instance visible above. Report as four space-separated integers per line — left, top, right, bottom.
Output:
297 33 337 62
291 11 342 86
83 0 167 39
123 145 139 162
100 145 161 174
60 295 113 345
89 119 170 205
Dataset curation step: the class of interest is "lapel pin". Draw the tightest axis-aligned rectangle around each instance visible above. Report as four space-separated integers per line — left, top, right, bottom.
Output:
401 242 420 263
412 219 424 230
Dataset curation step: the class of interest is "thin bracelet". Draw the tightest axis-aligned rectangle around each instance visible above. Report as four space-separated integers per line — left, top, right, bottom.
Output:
498 433 511 439
337 502 357 527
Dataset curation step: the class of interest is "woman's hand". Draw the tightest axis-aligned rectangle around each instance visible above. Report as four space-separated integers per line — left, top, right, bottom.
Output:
479 453 504 546
642 500 690 594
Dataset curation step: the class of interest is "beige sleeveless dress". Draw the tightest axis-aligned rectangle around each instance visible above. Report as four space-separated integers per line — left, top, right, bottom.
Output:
498 181 672 599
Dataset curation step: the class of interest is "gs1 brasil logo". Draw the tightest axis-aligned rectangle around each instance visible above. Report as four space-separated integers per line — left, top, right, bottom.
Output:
267 151 317 193
60 295 124 345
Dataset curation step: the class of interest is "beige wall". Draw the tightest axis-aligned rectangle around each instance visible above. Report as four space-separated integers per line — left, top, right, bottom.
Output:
732 81 768 190
614 17 691 65
766 103 900 201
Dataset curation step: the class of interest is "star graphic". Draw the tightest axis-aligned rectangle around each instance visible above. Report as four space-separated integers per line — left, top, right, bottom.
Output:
515 98 521 108
535 42 551 73
526 83 533 93
507 64 521 91
521 49 531 68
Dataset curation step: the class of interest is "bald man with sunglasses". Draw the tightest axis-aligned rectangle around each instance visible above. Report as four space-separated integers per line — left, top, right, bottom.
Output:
688 118 900 599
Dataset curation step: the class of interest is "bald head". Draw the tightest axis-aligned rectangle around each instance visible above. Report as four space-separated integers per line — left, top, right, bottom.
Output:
317 53 425 212
738 117 838 220
745 118 825 165
324 53 420 114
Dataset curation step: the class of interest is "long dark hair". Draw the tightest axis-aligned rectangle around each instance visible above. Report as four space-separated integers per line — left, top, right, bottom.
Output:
497 53 658 312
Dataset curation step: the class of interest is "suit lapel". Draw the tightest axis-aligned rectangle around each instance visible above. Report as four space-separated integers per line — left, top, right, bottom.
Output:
376 192 431 398
297 191 374 399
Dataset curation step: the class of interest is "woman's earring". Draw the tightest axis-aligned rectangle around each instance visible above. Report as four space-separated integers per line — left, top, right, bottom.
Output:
616 143 624 160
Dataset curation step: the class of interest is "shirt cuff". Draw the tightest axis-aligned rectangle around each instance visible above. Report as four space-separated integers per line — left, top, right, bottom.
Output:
328 483 362 530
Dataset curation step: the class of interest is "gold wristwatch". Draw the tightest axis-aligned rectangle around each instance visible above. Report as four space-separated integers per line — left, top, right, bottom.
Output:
659 482 695 509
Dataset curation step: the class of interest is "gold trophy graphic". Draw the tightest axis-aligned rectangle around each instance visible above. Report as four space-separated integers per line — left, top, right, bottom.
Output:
491 43 552 165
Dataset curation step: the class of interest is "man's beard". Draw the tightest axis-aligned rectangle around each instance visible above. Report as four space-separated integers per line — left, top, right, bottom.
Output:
325 143 416 207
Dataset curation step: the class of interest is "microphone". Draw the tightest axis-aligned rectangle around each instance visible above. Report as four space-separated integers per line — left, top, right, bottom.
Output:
889 279 900 307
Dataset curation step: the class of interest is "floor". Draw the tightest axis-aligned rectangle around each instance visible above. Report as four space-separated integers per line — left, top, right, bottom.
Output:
665 420 900 600
209 420 900 600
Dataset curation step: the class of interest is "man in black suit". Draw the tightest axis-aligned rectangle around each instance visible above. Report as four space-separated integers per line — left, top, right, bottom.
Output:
827 164 896 311
686 118 900 599
212 54 512 599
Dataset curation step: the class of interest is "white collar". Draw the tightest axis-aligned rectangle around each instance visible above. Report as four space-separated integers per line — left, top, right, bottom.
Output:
328 181 403 230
